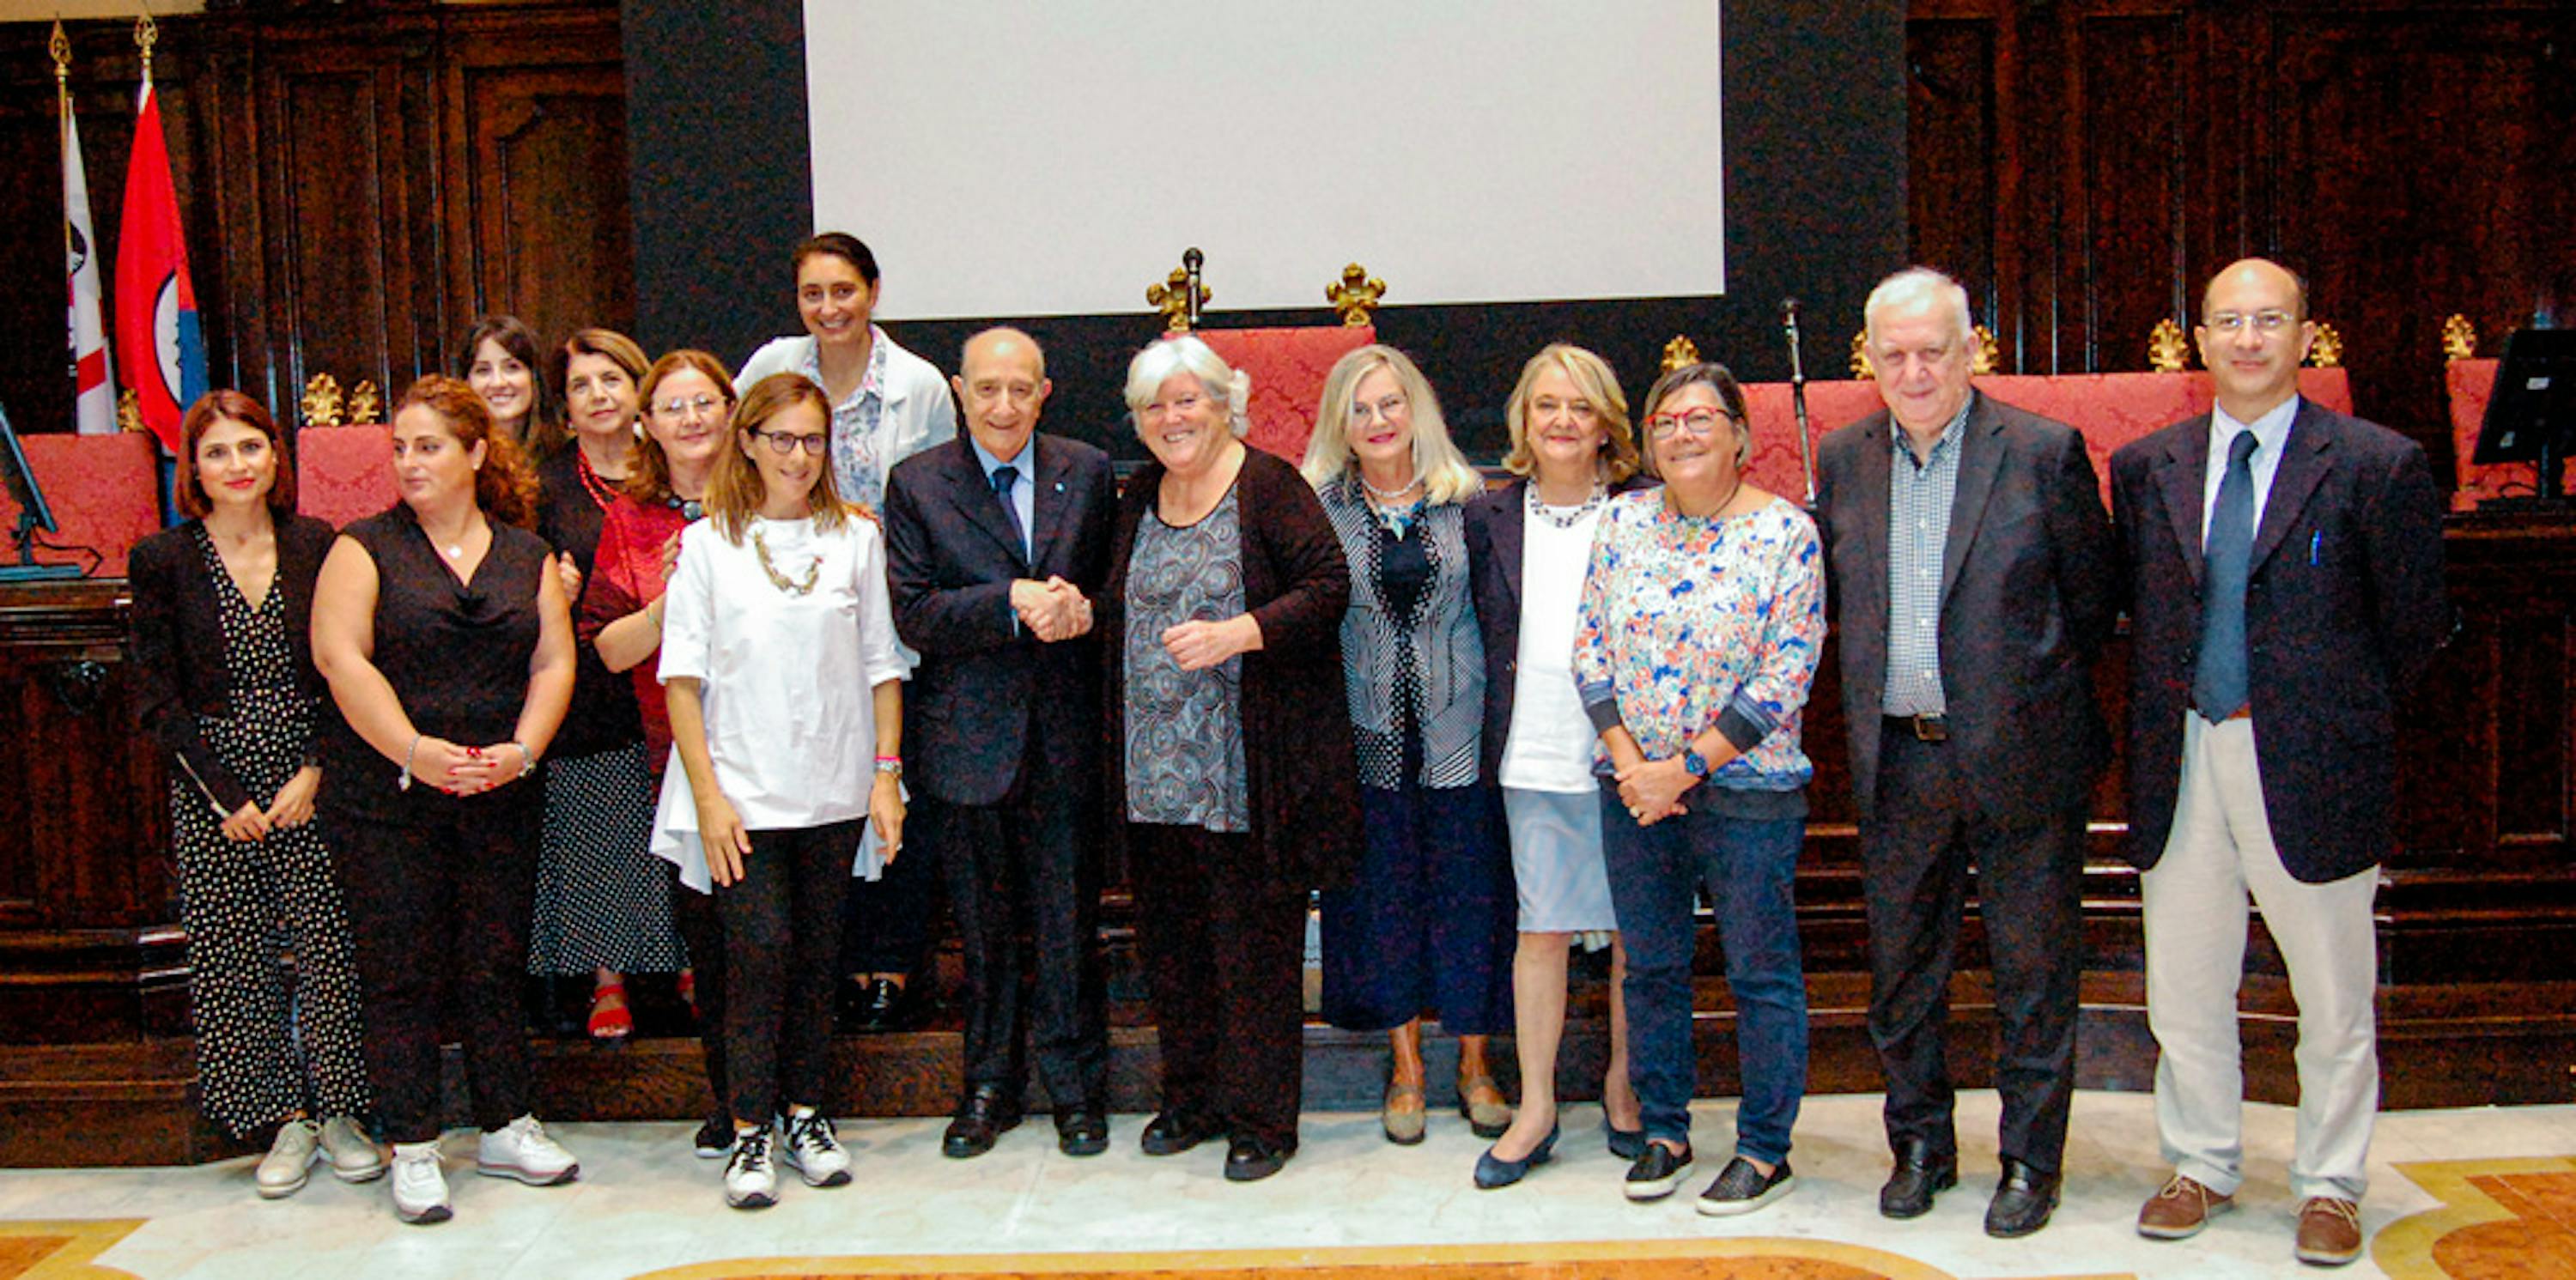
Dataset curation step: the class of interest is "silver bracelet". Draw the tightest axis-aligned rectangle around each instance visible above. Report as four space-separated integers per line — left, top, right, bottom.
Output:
398 735 421 792
510 740 537 778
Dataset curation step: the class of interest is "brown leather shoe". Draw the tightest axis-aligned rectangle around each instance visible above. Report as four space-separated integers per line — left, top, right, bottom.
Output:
2295 1197 2364 1267
2137 1174 2235 1239
1381 1081 1426 1145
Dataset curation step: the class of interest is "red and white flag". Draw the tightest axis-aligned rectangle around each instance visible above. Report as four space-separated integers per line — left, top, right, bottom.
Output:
61 89 113 435
115 74 203 454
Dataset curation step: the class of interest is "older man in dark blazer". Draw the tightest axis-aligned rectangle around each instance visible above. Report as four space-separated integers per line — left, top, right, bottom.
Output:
884 327 1119 1160
2112 259 2446 1269
1813 267 2120 1239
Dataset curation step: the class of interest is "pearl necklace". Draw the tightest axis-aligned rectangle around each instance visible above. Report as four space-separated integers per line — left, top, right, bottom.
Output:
1359 470 1421 502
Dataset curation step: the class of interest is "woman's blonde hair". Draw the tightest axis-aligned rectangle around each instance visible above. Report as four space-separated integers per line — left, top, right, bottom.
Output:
703 373 854 543
1299 344 1482 505
1500 343 1639 482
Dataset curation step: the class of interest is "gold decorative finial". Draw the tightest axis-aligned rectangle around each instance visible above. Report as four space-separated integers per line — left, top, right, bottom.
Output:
2147 318 2190 373
301 373 345 428
2306 322 2343 368
347 380 382 425
1971 325 2000 376
1848 331 1874 379
49 21 71 78
134 12 158 82
117 388 143 434
1326 263 1386 327
1146 266 1207 333
2441 314 2477 362
1661 336 1701 373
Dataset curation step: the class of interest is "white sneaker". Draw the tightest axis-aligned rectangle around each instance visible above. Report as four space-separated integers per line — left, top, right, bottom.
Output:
255 1119 319 1198
319 1116 385 1183
389 1142 451 1225
476 1114 580 1186
780 1109 852 1187
724 1126 778 1210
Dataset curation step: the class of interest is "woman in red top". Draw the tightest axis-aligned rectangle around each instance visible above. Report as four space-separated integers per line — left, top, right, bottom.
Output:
579 348 737 1156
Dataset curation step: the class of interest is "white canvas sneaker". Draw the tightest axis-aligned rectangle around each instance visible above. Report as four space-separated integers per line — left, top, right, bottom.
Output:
780 1109 852 1187
389 1141 451 1224
254 1119 319 1198
724 1125 778 1210
319 1115 385 1183
476 1114 580 1186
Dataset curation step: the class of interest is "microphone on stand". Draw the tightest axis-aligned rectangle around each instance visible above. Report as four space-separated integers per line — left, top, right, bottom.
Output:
1782 298 1817 504
1182 247 1206 330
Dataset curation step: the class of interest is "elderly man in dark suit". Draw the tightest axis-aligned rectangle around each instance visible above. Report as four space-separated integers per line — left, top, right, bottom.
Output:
884 327 1119 1159
1814 267 2119 1239
2113 259 2446 1269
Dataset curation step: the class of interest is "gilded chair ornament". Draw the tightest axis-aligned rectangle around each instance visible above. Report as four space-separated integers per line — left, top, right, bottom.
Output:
1848 331 1874 379
2306 323 2344 369
1327 264 1386 327
2442 314 2478 362
1971 325 2000 376
1661 336 1701 373
117 388 143 434
347 380 383 425
301 373 346 429
2148 319 2190 373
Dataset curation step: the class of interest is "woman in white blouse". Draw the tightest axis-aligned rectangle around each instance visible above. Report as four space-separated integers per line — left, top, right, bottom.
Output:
654 372 908 1210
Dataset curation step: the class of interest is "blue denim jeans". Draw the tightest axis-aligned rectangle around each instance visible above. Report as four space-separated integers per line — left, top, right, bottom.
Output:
1598 781 1808 1164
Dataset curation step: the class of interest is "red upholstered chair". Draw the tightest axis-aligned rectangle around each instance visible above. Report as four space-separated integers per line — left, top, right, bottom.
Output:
294 423 397 529
1194 325 1377 464
0 432 162 578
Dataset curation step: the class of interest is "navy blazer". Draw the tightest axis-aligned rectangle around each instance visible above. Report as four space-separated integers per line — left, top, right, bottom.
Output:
2110 400 2449 883
126 513 337 816
1814 393 2121 827
1461 474 1656 785
884 434 1118 807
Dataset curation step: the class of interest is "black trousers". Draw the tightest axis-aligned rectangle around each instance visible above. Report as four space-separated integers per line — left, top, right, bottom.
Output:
719 820 860 1123
1127 822 1308 1151
669 859 728 1123
332 804 539 1144
1862 727 2085 1173
932 745 1106 1107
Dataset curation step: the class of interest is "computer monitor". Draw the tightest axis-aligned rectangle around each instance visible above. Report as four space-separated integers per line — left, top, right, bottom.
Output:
0 402 85 582
2471 327 2576 508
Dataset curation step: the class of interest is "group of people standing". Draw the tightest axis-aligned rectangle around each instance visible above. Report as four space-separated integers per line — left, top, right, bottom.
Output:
128 238 2445 1270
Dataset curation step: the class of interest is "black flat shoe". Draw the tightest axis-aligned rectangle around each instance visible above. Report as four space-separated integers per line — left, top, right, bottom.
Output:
1623 1142 1694 1202
940 1083 1022 1159
1054 1104 1109 1157
1223 1136 1291 1182
1879 1138 1959 1219
1473 1123 1560 1190
1139 1111 1221 1157
1984 1158 2061 1238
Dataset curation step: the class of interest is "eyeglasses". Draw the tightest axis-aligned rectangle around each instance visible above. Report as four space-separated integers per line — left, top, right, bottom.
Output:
748 428 829 456
1645 407 1730 440
653 396 726 422
2203 310 2297 335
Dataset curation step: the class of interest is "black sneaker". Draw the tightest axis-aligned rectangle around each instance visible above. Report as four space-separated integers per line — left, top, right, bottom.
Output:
1623 1143 1694 1201
693 1116 735 1160
1696 1156 1795 1216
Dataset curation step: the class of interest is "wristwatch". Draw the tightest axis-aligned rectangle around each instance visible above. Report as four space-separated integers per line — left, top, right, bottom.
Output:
1681 747 1713 780
873 756 903 778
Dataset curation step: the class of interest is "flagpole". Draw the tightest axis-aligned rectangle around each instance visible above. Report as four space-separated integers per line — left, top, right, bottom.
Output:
52 21 72 349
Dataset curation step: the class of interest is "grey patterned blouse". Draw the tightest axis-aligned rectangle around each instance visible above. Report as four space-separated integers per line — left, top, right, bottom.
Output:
1121 487 1252 832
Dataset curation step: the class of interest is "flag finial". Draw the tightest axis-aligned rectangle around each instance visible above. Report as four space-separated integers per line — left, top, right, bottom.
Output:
133 12 157 83
49 21 70 80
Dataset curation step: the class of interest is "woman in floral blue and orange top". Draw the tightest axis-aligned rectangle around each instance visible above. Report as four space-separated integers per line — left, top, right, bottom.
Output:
1573 361 1826 1218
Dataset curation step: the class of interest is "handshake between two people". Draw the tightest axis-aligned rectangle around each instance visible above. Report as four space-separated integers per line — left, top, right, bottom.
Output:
1010 576 1094 643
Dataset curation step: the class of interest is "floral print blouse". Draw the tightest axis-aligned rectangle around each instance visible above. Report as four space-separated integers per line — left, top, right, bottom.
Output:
1573 490 1826 793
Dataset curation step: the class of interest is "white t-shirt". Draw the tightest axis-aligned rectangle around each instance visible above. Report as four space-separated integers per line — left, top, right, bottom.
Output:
649 513 909 891
1499 504 1605 793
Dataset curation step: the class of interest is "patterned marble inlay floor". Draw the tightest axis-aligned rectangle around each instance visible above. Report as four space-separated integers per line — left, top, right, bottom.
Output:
0 1093 2570 1280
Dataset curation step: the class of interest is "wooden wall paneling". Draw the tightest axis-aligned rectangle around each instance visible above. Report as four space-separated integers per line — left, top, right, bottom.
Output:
1905 18 1998 320
441 3 633 350
2075 12 2189 375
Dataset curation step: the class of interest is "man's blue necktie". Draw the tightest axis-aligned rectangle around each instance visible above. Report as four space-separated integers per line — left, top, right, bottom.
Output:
2193 430 2260 721
992 464 1029 561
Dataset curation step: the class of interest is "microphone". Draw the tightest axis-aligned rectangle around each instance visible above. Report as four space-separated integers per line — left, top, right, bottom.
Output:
1781 297 1816 504
1182 247 1206 329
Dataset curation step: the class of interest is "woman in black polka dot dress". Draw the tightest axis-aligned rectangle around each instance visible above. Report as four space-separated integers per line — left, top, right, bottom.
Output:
128 391 377 1199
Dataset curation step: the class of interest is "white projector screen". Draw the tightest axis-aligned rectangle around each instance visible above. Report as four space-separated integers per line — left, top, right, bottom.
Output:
805 2 1725 321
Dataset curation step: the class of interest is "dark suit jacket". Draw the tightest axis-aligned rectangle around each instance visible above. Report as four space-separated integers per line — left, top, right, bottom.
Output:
126 513 338 815
1461 474 1657 785
2110 400 2448 883
884 434 1117 808
1099 446 1362 891
1814 393 2120 827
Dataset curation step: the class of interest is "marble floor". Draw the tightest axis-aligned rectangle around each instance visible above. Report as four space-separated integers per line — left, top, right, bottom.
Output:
3 1091 2572 1280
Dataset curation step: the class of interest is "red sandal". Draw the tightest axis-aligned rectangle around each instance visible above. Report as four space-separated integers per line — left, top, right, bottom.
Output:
587 980 633 1040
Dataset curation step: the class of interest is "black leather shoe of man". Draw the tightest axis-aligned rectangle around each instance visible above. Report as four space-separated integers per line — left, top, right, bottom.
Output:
1223 1136 1291 1182
1054 1103 1109 1157
1984 1158 2062 1238
940 1083 1022 1159
1139 1111 1222 1157
1879 1138 1959 1218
